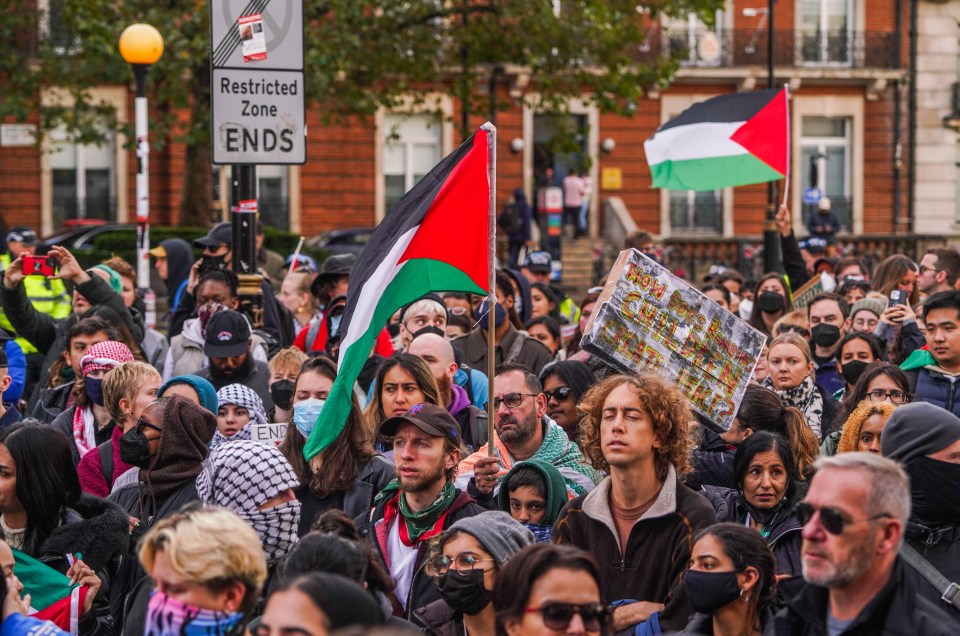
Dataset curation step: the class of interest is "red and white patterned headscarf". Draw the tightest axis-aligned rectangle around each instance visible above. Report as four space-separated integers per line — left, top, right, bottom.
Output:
80 340 134 377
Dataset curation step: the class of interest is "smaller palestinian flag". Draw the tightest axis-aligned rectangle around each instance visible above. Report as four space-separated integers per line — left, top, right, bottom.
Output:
644 88 789 191
13 548 87 633
303 124 493 460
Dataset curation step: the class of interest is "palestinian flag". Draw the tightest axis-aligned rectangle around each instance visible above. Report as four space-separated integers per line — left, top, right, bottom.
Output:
13 548 88 633
303 124 494 460
644 88 789 191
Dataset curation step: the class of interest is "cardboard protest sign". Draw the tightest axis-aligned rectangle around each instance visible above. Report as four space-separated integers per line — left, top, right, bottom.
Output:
581 249 767 429
250 422 288 446
789 273 823 313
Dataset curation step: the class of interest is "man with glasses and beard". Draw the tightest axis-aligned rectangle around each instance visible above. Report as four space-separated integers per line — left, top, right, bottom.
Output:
456 363 601 507
356 403 484 623
768 453 958 634
407 332 487 452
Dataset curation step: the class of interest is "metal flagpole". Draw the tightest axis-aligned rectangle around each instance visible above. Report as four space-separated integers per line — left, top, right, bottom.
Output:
781 83 791 207
481 122 497 456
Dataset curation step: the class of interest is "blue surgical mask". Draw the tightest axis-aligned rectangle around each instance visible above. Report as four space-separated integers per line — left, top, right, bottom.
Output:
293 398 325 438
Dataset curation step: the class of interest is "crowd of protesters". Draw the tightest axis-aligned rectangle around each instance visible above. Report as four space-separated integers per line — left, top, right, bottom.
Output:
0 208 959 636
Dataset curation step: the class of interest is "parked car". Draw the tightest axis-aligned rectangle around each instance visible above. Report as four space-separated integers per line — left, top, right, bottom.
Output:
38 221 135 255
306 227 375 256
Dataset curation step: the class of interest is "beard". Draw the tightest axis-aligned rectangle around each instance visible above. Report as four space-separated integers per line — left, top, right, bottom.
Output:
801 537 875 588
209 353 254 383
398 458 447 493
497 409 538 446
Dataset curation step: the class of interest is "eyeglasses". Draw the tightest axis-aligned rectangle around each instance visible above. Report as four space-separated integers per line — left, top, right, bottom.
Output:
865 389 910 405
919 264 940 275
524 603 608 632
796 502 892 535
778 324 811 338
543 387 573 403
492 393 539 410
424 553 496 577
135 417 162 435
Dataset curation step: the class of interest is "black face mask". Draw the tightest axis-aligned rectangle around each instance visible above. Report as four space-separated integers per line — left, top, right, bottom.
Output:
84 377 105 406
437 570 492 616
119 427 154 469
757 291 785 314
907 456 960 525
684 569 742 615
840 360 868 386
270 379 295 411
811 323 841 348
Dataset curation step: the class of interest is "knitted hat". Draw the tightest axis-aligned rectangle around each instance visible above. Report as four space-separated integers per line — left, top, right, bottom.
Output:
851 297 886 321
446 511 534 567
881 402 960 463
80 341 134 377
159 374 219 415
90 264 123 294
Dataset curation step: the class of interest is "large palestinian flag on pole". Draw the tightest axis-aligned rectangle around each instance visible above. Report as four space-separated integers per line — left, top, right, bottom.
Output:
13 548 88 633
644 88 789 191
303 124 494 460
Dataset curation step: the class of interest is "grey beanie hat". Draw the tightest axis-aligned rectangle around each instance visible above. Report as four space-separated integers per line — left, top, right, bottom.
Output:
447 511 534 567
851 297 887 320
881 402 960 463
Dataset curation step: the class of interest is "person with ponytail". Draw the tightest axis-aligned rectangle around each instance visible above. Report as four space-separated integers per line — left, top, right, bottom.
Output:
690 384 819 489
703 432 805 577
675 523 778 635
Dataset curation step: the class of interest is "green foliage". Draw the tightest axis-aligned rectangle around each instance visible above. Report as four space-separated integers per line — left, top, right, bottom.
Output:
2 0 724 199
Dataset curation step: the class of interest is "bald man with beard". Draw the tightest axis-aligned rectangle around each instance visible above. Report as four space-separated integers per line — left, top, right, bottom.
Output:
407 333 488 453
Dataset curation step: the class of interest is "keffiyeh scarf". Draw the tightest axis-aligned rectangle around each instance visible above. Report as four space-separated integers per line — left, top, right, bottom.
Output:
763 374 823 438
211 384 268 449
196 440 300 563
74 340 134 456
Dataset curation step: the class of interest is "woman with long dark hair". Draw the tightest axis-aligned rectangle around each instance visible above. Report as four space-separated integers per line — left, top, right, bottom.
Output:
831 362 911 436
703 432 805 577
748 274 793 338
279 356 393 535
675 523 778 635
363 353 442 448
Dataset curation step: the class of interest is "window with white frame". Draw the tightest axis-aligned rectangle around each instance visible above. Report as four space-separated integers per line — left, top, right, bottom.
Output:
383 113 442 214
49 127 115 227
661 11 727 67
798 0 853 65
800 116 852 231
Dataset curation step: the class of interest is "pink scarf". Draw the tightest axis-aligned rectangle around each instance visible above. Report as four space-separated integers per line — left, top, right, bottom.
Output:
72 406 97 457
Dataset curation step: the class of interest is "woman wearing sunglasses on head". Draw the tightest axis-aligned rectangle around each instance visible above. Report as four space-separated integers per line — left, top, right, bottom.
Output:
415 511 534 636
494 543 608 636
674 523 777 636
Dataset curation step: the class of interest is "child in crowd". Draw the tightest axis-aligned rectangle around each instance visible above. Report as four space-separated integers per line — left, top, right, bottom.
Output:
497 459 569 542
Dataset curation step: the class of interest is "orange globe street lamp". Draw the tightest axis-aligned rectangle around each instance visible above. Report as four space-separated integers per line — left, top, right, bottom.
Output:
119 23 163 327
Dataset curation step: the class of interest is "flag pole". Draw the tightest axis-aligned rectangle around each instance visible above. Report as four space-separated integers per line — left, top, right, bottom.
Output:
482 122 497 457
782 83 791 207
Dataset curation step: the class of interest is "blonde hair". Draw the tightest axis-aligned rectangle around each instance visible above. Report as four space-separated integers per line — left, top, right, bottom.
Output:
837 400 898 454
140 506 267 614
578 373 693 479
268 347 308 376
772 311 809 337
767 333 813 365
103 362 162 425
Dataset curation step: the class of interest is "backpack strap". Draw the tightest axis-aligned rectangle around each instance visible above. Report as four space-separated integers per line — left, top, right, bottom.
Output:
99 441 114 488
461 366 475 404
305 318 322 351
900 541 960 609
467 406 489 450
505 331 527 364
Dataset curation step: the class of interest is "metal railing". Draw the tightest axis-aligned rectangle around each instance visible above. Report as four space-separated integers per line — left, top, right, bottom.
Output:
649 28 900 70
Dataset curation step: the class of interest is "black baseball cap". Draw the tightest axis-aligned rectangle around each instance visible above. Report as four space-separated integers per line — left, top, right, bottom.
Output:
6 227 37 246
311 253 356 298
523 251 551 274
379 402 462 445
194 222 233 249
203 310 250 358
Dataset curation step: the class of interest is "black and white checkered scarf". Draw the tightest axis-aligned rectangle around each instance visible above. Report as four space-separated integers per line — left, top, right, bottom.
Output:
211 384 268 449
197 440 301 563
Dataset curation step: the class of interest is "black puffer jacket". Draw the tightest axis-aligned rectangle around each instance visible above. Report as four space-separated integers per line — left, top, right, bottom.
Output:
688 427 737 490
765 558 960 635
703 487 803 577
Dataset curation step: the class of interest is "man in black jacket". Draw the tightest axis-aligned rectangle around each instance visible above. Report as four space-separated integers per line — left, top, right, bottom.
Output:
767 452 959 635
355 403 484 623
195 309 273 411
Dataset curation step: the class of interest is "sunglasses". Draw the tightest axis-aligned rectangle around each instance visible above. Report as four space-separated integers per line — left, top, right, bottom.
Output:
796 502 891 535
524 602 607 632
492 393 539 410
543 387 574 403
136 417 162 435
